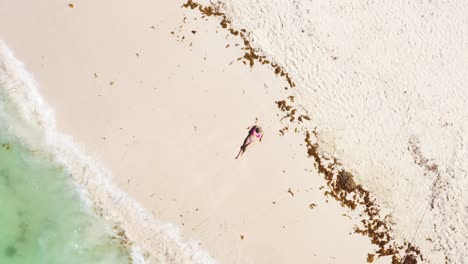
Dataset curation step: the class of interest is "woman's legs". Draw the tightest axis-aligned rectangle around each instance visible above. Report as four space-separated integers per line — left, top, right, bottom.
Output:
235 147 243 159
235 139 253 159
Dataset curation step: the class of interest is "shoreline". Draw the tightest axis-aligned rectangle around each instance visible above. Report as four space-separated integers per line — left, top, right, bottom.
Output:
0 0 378 262
0 42 215 263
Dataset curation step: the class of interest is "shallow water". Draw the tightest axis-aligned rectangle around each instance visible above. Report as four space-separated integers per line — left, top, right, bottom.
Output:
0 135 130 264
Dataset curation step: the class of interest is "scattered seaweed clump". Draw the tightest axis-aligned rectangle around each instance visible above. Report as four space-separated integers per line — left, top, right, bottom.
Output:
337 171 357 192
297 115 311 123
402 254 418 264
111 225 132 245
2 143 11 150
5 245 17 257
274 99 311 137
109 224 135 263
275 100 292 112
391 250 419 264
279 126 289 136
275 100 297 122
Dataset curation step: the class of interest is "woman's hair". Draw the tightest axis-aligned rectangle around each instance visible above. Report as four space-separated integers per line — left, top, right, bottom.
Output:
255 126 263 133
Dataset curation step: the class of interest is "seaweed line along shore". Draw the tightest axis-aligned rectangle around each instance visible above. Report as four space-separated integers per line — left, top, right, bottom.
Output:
182 1 423 263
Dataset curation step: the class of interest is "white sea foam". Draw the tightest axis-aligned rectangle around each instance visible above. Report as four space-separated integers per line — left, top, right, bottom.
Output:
217 1 468 262
0 41 215 264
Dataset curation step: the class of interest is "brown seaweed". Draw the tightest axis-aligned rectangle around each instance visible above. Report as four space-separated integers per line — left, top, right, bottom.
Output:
182 1 423 262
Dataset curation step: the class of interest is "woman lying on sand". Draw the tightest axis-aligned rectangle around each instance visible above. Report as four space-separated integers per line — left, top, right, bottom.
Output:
235 125 263 159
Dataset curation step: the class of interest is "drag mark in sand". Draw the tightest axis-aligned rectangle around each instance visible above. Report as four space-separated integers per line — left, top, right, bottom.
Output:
408 137 451 263
408 137 445 210
182 1 423 263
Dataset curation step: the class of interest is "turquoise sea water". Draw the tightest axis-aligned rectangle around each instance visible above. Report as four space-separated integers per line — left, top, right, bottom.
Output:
0 40 213 264
0 134 131 264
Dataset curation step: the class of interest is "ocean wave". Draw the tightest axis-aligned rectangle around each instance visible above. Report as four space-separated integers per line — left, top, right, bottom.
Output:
0 41 215 264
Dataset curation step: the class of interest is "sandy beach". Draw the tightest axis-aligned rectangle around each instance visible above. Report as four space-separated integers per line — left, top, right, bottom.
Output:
1 0 467 263
0 0 378 262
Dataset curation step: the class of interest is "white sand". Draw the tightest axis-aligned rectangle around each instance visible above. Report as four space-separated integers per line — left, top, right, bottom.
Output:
1 0 466 263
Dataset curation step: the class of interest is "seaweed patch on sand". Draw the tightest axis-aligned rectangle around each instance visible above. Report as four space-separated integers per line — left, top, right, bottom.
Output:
181 1 424 263
304 130 422 263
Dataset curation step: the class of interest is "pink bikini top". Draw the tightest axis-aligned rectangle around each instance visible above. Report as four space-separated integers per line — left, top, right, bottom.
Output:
252 130 262 138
